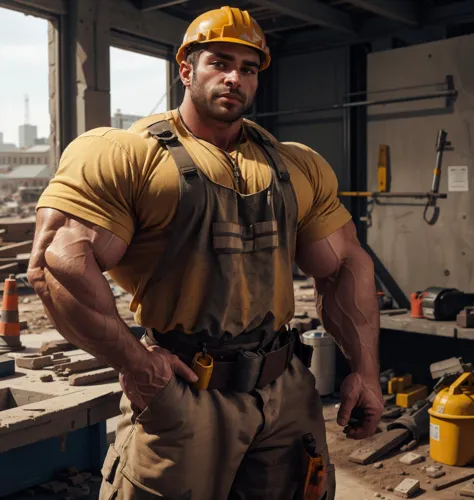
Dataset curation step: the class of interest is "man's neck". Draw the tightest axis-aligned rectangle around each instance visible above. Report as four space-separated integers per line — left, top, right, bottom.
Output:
178 95 243 151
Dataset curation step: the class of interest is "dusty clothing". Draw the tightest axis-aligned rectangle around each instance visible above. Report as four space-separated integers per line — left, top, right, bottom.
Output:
37 109 351 333
100 355 335 500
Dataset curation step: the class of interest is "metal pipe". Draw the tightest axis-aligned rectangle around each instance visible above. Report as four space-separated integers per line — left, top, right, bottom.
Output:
252 89 457 119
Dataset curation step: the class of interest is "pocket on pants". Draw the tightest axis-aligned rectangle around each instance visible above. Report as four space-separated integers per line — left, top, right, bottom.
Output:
121 375 195 497
99 444 120 500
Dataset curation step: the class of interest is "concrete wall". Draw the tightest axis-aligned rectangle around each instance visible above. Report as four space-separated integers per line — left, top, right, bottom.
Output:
367 34 474 296
273 48 350 188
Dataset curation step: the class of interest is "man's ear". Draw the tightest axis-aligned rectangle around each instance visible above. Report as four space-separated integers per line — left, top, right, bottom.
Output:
180 61 192 88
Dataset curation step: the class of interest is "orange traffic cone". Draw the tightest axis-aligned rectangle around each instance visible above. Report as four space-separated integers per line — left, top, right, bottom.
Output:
0 274 24 352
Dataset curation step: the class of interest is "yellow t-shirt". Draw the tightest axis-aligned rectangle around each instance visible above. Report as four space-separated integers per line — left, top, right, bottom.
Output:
37 109 351 329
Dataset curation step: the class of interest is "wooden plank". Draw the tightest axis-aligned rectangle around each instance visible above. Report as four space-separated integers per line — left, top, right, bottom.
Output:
349 428 411 465
433 471 474 491
0 240 33 258
60 357 106 374
40 339 77 355
69 367 118 386
460 482 474 497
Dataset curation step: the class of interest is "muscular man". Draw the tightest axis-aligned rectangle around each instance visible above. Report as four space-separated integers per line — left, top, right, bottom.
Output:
28 6 383 499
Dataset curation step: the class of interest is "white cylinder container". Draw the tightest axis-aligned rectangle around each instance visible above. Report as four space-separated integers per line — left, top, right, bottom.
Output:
302 327 336 396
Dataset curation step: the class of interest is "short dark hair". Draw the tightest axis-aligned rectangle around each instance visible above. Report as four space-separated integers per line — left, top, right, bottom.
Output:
185 43 209 70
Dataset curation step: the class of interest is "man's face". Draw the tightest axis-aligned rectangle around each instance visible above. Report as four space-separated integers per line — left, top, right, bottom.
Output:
186 42 260 124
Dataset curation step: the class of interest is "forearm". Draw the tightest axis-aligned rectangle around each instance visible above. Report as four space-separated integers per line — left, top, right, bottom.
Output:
314 250 380 377
28 221 147 373
38 266 147 373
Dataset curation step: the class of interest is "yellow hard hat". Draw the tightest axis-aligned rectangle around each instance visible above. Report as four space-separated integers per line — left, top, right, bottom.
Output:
176 6 271 71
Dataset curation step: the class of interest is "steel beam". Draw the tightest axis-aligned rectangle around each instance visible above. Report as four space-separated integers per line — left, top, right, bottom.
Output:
0 0 66 16
252 0 355 34
133 0 188 11
344 0 418 26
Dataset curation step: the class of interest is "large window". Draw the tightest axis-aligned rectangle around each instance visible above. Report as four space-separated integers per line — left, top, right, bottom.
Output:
0 8 50 151
110 47 169 130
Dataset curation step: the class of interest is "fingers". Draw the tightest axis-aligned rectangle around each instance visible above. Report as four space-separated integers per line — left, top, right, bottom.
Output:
168 353 199 383
344 411 379 440
337 374 362 426
147 345 198 383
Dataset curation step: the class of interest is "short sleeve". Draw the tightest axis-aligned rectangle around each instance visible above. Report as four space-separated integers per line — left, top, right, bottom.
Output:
296 149 352 243
37 132 138 244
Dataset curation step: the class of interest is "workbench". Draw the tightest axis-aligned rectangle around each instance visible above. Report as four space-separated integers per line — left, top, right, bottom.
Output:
0 330 122 497
380 312 474 340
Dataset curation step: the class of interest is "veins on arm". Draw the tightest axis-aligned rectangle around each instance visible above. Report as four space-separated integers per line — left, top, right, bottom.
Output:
295 222 380 377
28 208 148 372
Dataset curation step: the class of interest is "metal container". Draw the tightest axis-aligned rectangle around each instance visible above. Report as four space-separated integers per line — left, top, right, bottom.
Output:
301 327 336 396
428 372 474 466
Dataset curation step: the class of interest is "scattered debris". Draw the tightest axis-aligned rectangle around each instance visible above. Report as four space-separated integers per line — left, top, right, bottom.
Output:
400 440 417 452
39 481 68 493
349 428 411 465
426 466 445 478
40 373 53 382
40 339 76 356
394 478 420 498
52 352 65 360
68 367 118 386
399 453 424 465
68 472 92 486
16 354 53 369
52 357 72 366
386 487 394 492
373 462 384 469
460 481 474 497
433 471 474 491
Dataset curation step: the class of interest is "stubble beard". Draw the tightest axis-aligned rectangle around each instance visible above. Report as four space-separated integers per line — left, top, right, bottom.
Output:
190 74 254 124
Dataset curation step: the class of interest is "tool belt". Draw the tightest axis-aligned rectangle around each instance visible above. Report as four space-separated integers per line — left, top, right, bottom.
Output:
145 327 302 392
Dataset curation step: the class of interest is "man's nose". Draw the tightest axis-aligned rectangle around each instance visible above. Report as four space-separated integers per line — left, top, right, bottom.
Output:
224 69 241 88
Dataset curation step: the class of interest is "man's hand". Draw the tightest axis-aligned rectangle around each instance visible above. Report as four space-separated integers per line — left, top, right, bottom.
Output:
337 372 384 440
119 344 198 410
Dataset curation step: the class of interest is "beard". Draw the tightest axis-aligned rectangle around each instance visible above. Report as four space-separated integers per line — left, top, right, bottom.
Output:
189 74 255 124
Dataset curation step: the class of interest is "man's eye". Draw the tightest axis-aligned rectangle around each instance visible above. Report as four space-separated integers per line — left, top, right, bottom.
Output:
212 61 225 69
243 68 257 75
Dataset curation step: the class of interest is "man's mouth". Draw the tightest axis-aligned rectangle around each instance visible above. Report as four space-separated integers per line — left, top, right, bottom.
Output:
217 93 243 103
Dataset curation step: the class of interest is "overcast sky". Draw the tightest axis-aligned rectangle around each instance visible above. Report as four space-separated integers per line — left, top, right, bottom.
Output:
0 7 169 147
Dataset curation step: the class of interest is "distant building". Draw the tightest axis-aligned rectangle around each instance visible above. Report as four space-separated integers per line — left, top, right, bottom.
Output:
0 144 50 167
34 137 49 145
112 109 143 130
0 164 51 191
0 132 17 151
19 124 38 148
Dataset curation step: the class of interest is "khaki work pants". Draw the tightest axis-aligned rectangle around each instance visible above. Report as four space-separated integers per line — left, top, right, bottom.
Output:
99 356 336 500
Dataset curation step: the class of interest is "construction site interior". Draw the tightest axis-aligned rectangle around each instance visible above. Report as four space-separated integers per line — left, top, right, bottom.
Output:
1 0 474 499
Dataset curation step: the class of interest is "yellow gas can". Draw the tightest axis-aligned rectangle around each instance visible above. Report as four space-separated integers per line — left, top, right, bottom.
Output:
428 372 474 466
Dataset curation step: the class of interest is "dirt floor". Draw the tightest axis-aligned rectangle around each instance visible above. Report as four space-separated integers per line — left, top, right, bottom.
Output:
323 401 474 499
12 281 474 500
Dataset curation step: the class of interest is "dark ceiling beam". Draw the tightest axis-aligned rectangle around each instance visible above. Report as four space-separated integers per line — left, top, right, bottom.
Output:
133 0 188 11
277 0 474 54
252 0 356 34
260 17 312 34
343 0 418 26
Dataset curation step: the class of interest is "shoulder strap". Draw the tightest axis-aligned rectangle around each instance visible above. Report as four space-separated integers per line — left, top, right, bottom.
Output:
244 125 290 182
147 120 198 179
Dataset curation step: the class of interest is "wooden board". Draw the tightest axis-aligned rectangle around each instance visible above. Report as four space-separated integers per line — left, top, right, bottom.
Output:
460 482 474 497
349 428 411 465
69 367 118 386
0 240 33 258
433 471 474 491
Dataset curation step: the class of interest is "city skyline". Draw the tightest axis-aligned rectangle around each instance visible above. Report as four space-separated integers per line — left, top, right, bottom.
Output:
0 7 169 147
